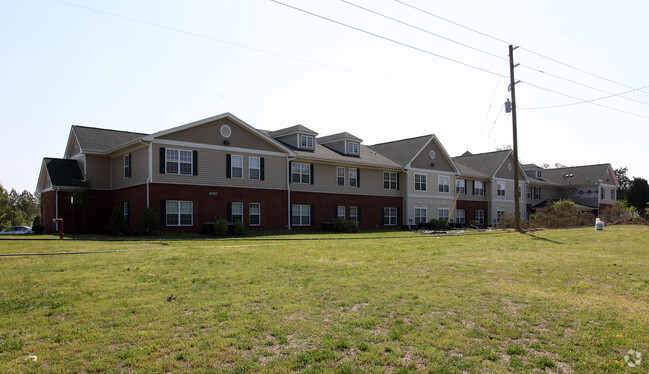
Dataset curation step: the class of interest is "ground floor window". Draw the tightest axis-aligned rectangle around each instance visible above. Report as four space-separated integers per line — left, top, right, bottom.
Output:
455 209 465 224
474 210 485 225
349 206 359 222
123 201 130 226
336 205 345 219
414 207 427 225
230 202 243 223
496 210 505 223
249 203 261 226
438 208 450 222
166 200 193 226
384 207 397 226
292 205 311 226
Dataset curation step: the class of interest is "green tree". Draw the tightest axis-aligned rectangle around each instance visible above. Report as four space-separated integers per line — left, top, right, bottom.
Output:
0 184 11 230
626 177 649 216
70 179 93 233
141 207 159 234
615 167 631 201
108 206 126 234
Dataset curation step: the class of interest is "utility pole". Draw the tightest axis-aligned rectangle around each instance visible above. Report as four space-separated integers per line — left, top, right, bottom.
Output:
509 45 521 232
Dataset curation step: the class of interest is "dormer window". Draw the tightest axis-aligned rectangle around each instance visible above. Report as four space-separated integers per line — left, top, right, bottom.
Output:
300 135 314 149
536 169 543 179
347 141 359 155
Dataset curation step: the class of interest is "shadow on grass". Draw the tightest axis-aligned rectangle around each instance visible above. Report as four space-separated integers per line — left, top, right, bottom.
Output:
522 232 564 244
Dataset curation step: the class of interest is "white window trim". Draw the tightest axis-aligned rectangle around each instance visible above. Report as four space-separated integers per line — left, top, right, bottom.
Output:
231 202 244 224
249 156 260 180
383 171 398 190
455 179 465 194
231 155 243 179
474 180 485 196
300 135 314 149
124 154 130 179
497 182 506 197
348 168 358 187
384 207 397 226
249 203 261 226
438 175 450 193
292 204 311 226
414 173 427 192
336 206 346 219
336 167 345 187
291 163 311 184
166 148 193 175
166 200 193 226
414 207 427 225
438 208 450 221
349 206 358 222
346 141 359 155
474 210 485 225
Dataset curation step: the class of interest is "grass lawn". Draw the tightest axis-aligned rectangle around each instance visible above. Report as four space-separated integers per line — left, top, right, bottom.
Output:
1 226 648 373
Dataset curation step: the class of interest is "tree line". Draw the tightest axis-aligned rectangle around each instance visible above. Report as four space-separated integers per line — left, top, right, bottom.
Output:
0 183 40 230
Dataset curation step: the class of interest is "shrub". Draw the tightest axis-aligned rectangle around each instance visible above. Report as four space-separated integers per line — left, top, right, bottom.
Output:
233 220 245 235
601 200 635 224
333 217 348 232
530 200 594 228
468 219 478 228
428 219 446 230
348 220 359 233
214 218 228 237
32 216 44 233
141 207 159 233
108 206 126 234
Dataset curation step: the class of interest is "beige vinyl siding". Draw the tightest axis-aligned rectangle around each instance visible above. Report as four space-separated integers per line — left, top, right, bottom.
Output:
460 179 489 202
112 146 149 189
494 154 517 179
153 144 287 189
68 136 81 157
274 134 298 148
321 140 345 154
85 155 111 190
289 163 402 197
410 141 455 172
158 118 281 153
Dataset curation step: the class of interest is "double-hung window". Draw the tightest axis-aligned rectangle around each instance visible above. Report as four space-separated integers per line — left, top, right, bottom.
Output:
249 203 261 226
526 186 532 199
414 207 427 225
601 187 606 200
384 207 397 226
473 181 485 196
414 173 427 192
533 187 541 200
336 167 345 187
300 135 314 149
249 157 260 180
347 141 359 155
455 209 466 224
166 200 193 226
611 189 615 200
230 202 243 223
474 210 484 225
124 154 131 178
336 206 345 219
166 148 193 175
438 208 450 222
438 176 450 193
292 205 311 226
456 179 465 194
123 202 130 226
383 172 398 190
231 155 243 179
291 163 311 184
497 182 506 197
349 168 358 187
349 206 358 222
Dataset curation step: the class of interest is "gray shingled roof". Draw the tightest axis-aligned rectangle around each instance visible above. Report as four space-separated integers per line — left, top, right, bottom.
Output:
452 150 511 179
293 143 401 168
317 132 363 144
538 164 615 186
44 158 84 187
269 124 318 138
73 126 147 154
368 135 432 166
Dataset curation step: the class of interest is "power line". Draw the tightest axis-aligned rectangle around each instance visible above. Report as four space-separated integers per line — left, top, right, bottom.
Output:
520 84 649 110
394 0 649 95
48 0 488 104
270 0 508 79
521 81 649 119
340 0 507 62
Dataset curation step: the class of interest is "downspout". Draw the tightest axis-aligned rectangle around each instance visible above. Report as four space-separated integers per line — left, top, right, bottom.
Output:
287 155 296 230
55 187 59 231
139 139 152 208
402 167 408 229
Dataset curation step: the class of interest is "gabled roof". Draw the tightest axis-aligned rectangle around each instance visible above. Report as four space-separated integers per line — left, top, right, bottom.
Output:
69 126 147 155
368 135 432 166
538 164 618 187
317 132 363 144
290 142 401 169
42 158 84 188
452 150 512 179
269 124 318 138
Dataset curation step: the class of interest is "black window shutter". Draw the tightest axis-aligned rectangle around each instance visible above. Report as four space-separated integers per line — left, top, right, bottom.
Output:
159 148 166 174
192 150 198 176
310 205 315 226
381 207 385 226
333 206 338 219
160 200 166 226
127 153 132 178
226 154 231 178
357 168 360 188
227 202 232 223
472 180 476 195
310 164 314 185
124 202 130 226
357 207 362 224
397 174 400 190
289 162 293 183
260 158 265 181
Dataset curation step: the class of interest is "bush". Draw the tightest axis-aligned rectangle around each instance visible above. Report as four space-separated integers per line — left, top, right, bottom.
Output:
31 216 44 233
108 206 126 234
601 200 635 224
333 217 348 232
468 219 478 228
141 208 159 233
214 218 228 237
529 200 594 228
348 220 359 233
429 219 447 230
233 220 245 235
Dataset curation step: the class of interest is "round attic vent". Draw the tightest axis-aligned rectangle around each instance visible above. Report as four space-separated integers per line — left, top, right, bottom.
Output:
507 162 512 171
220 125 232 138
429 150 436 160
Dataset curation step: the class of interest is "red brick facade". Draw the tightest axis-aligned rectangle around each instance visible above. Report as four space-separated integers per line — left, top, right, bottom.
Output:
41 189 111 234
456 200 489 227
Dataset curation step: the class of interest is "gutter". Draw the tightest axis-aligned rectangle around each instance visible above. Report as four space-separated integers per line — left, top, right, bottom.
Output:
287 155 296 230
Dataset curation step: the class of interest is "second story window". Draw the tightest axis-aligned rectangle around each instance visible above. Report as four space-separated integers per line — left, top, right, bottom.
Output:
249 157 260 180
300 135 314 149
347 141 359 155
336 167 345 186
383 172 398 190
536 169 543 179
533 187 541 200
291 163 311 184
601 187 605 200
349 168 358 187
166 148 193 175
473 181 485 196
415 173 427 191
231 155 243 179
497 182 506 197
124 153 131 178
438 176 450 193
611 189 615 200
456 179 465 194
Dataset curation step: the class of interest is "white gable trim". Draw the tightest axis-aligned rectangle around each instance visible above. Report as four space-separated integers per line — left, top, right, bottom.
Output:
404 135 461 175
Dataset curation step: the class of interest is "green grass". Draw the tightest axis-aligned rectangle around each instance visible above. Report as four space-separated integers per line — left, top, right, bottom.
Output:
1 226 648 372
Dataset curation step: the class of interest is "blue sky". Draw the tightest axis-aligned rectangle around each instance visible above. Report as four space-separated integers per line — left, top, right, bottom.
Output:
1 0 648 193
